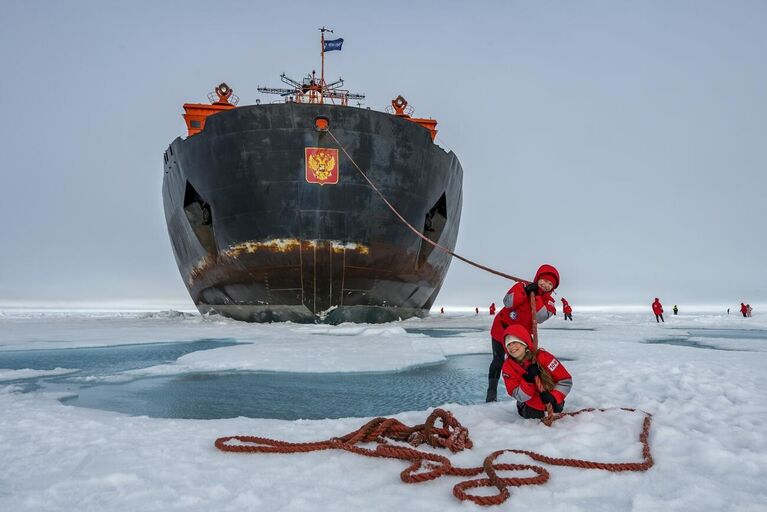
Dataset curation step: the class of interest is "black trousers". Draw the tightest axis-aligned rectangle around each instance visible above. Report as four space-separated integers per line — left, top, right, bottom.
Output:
655 314 664 323
517 401 564 419
488 338 506 380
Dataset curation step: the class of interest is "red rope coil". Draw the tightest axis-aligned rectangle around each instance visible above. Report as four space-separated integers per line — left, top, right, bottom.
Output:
215 407 653 506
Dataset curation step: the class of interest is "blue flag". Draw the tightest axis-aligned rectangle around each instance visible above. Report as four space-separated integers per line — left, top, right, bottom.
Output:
323 38 344 52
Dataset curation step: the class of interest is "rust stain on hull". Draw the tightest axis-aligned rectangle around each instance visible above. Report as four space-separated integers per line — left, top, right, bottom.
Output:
189 238 370 286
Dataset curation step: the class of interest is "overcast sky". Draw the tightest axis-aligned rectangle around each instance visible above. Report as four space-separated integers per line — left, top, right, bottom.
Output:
1 0 765 309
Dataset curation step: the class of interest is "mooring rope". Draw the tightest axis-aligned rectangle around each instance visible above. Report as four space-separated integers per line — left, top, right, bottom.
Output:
326 129 526 284
215 407 653 506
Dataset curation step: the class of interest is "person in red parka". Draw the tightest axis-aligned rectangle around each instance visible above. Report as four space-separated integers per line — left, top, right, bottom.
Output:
486 264 559 402
561 298 573 321
652 298 664 323
489 303 496 316
740 303 748 318
501 324 573 419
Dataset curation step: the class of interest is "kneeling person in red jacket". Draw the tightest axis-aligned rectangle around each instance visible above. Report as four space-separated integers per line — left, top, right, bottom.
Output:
501 325 572 419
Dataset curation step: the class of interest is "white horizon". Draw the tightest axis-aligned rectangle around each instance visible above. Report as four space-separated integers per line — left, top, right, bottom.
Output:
0 301 761 315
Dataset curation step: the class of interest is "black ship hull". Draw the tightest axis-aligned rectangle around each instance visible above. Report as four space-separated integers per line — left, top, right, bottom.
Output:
162 102 463 323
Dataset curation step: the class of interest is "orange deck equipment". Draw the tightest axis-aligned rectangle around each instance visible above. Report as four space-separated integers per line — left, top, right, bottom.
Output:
182 83 237 136
390 95 438 141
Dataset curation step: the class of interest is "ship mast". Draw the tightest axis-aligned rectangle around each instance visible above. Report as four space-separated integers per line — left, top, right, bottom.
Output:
320 26 331 89
257 29 364 106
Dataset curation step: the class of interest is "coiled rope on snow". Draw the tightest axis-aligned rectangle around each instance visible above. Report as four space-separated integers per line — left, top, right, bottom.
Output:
215 407 653 506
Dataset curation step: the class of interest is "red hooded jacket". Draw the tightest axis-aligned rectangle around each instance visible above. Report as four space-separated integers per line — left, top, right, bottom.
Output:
490 265 559 342
500 325 573 410
652 299 663 315
561 298 572 315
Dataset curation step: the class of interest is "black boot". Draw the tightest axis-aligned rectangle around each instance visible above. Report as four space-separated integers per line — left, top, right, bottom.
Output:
485 378 499 402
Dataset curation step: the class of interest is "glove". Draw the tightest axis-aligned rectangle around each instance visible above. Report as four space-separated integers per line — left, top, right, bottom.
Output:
539 391 558 408
524 282 539 294
522 364 540 383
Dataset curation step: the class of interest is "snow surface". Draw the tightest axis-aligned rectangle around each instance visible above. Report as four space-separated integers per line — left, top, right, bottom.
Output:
1 309 766 511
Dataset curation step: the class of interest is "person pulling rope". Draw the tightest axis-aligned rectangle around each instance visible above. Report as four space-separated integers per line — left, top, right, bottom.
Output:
487 265 559 403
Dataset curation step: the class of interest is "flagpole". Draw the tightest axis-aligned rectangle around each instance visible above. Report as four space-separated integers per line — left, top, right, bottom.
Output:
320 28 325 88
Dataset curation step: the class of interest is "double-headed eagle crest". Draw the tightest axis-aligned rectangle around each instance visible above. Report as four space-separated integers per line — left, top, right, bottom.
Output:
309 152 335 181
305 147 339 185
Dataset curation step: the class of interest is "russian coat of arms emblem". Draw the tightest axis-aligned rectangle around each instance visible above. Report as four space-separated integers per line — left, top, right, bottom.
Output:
305 147 339 185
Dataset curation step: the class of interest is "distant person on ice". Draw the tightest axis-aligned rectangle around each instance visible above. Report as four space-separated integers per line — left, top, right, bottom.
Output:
561 298 573 321
489 303 496 315
741 303 748 317
475 307 479 315
673 305 678 315
501 325 572 419
486 264 559 402
652 298 664 323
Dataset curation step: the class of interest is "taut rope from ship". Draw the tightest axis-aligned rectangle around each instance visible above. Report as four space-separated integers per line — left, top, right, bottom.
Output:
326 129 527 285
327 129 553 354
215 407 654 506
